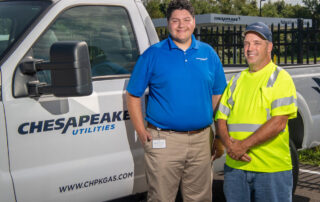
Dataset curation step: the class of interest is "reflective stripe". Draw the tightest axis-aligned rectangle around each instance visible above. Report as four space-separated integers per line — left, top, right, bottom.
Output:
267 66 282 87
228 72 241 107
218 104 230 116
226 66 289 128
266 108 271 120
228 124 262 132
271 96 297 109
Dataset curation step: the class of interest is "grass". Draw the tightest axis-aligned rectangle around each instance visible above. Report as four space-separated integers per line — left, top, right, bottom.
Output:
298 146 320 166
272 55 320 64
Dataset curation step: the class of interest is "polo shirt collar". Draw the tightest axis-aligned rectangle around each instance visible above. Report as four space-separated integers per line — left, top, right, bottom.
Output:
168 34 199 50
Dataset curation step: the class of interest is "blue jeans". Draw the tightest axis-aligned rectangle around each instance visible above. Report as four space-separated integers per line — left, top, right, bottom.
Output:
224 164 292 202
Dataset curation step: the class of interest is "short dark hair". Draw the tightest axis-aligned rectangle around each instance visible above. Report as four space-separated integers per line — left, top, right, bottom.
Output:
166 0 195 21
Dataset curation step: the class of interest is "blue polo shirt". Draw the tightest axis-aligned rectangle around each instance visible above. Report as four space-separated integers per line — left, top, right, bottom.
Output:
127 35 227 131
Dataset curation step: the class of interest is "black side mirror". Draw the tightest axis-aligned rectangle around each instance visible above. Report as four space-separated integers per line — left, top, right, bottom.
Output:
46 41 92 97
13 41 93 97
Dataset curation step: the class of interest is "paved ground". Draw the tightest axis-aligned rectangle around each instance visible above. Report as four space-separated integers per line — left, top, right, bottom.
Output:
212 163 320 202
293 164 320 202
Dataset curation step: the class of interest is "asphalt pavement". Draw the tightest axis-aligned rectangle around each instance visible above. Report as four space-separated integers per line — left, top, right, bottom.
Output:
293 164 320 202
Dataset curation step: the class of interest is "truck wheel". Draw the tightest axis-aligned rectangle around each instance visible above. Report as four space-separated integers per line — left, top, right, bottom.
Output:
290 138 299 194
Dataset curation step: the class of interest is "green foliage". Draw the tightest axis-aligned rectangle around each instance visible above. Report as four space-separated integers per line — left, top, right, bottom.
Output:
260 0 310 20
239 0 259 16
217 0 233 14
145 0 166 18
214 0 259 15
287 5 311 19
261 1 292 18
190 0 219 14
303 0 320 25
298 146 320 166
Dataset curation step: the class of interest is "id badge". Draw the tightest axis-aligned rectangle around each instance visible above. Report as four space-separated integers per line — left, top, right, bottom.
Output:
152 138 166 149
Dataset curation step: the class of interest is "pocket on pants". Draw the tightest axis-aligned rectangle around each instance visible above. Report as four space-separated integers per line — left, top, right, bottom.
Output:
143 128 153 151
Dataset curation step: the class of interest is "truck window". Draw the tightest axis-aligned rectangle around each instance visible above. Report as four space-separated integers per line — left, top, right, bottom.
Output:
0 69 1 101
32 5 139 82
0 1 50 61
0 19 11 56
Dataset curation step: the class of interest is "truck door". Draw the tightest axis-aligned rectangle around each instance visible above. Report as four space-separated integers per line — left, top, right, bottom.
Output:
4 2 148 202
0 70 16 202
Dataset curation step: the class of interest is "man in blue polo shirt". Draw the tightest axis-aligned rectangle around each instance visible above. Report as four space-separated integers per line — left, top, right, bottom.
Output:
126 0 226 201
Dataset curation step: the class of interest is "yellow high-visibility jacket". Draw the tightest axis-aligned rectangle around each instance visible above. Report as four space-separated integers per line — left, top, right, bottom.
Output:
215 61 297 172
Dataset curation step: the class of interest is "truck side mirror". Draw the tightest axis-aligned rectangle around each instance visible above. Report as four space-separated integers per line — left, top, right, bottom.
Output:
13 41 93 98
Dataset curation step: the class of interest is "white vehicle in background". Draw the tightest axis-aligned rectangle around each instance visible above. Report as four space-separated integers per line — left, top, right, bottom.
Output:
0 0 319 201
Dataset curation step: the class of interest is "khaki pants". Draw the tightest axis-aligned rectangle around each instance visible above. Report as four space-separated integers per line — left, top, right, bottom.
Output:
144 127 212 202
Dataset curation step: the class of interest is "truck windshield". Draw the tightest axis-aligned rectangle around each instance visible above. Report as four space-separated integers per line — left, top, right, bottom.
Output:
0 1 51 61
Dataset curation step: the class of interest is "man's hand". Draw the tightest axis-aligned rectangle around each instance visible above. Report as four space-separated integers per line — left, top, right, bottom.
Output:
137 129 152 145
216 119 251 162
238 153 251 162
127 93 152 146
227 137 251 162
212 138 225 161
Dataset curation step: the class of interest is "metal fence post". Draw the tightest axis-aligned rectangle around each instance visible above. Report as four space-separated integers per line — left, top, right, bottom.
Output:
196 27 201 41
297 18 304 64
313 20 318 64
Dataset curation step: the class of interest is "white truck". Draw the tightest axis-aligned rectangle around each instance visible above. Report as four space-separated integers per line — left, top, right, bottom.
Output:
0 0 319 201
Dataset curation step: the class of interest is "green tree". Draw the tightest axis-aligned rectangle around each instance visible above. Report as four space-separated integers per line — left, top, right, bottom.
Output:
303 0 320 25
260 0 313 23
261 0 300 18
145 0 165 18
238 0 259 16
216 0 233 14
261 2 279 17
190 0 219 14
286 5 310 19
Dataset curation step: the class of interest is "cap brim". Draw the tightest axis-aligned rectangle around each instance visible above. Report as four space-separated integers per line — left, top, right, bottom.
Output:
243 30 269 41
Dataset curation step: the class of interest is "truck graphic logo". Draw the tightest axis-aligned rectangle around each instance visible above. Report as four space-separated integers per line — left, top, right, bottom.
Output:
18 111 130 135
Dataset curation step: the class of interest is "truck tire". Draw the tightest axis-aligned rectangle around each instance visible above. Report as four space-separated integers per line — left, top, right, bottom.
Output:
290 138 299 194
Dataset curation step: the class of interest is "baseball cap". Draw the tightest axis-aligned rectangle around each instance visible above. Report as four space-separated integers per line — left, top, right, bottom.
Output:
243 22 272 42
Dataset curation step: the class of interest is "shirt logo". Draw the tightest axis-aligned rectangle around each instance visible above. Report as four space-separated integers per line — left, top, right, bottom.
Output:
196 57 208 61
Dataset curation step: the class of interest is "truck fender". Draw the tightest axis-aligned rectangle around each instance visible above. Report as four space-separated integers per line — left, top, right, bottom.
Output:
293 91 312 149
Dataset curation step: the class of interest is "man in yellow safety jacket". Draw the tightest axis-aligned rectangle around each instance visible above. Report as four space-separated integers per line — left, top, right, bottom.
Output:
215 22 298 202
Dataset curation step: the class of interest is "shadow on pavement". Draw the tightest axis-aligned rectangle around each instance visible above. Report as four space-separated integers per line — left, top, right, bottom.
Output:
293 195 311 202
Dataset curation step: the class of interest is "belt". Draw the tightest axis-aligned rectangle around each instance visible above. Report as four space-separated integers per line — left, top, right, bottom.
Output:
147 123 208 134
